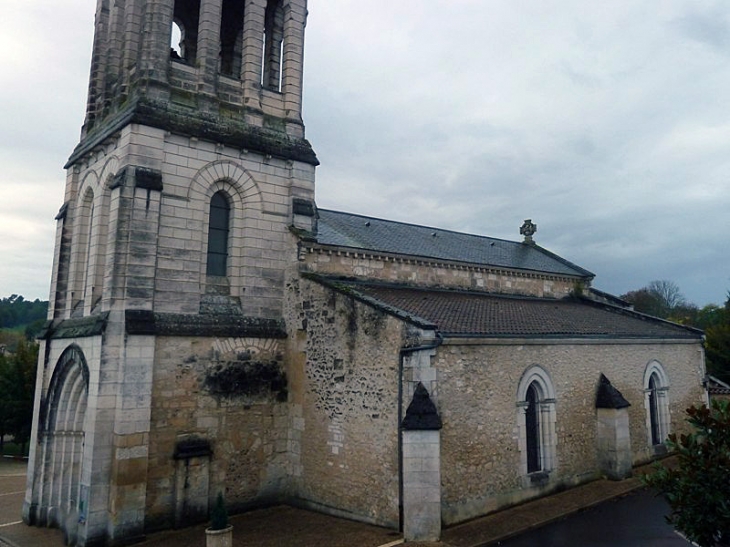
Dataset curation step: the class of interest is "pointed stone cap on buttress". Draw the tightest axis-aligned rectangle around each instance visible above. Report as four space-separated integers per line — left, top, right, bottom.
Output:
595 374 631 409
402 382 443 430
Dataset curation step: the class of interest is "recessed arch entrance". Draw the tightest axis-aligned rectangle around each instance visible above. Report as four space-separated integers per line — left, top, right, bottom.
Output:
39 345 89 529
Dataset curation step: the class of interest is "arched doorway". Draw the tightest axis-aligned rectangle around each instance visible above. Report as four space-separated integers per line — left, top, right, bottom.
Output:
40 345 89 529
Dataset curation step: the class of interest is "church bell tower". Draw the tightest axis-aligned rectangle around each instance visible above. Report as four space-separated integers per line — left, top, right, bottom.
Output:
24 1 316 544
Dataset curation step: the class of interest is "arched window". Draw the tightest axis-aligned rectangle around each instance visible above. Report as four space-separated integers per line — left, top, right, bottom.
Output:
68 189 95 314
525 382 541 473
220 0 244 76
517 365 557 478
644 361 670 448
262 0 284 91
206 191 230 276
171 0 200 63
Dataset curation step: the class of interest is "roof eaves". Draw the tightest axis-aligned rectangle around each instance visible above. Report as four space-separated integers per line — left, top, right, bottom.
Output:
574 295 705 337
438 332 701 340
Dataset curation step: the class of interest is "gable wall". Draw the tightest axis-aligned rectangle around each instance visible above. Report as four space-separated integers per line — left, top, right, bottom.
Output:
435 339 705 525
284 275 405 527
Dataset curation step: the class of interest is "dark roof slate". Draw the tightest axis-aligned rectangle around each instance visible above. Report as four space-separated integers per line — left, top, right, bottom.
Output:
316 209 593 278
329 280 702 339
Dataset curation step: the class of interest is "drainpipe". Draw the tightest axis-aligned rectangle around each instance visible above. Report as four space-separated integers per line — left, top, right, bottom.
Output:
397 333 443 531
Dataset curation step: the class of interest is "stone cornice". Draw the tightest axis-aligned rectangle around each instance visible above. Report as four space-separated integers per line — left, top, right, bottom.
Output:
66 97 319 169
300 242 588 283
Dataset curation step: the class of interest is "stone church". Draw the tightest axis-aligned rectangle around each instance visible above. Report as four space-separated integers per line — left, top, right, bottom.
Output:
24 0 707 545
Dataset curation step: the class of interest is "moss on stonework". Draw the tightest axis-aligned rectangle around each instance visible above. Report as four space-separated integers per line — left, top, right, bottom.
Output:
203 358 287 401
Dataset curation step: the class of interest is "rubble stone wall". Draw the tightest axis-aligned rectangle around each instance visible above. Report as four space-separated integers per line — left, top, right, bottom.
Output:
284 276 404 528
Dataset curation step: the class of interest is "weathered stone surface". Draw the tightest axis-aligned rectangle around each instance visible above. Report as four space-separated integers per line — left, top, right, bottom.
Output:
39 313 109 339
125 310 287 338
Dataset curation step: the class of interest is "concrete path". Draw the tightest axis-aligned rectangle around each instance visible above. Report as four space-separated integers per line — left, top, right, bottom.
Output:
0 457 680 547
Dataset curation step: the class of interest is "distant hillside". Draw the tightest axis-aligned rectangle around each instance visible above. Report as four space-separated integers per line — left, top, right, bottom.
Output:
0 295 48 339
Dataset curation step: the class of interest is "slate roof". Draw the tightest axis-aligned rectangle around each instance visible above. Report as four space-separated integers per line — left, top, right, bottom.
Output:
315 209 594 279
325 280 702 339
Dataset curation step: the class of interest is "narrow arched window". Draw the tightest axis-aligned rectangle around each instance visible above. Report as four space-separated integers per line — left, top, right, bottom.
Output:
206 192 230 276
262 0 284 91
220 0 244 76
648 374 660 445
644 361 670 449
172 0 200 63
517 365 556 478
525 382 541 473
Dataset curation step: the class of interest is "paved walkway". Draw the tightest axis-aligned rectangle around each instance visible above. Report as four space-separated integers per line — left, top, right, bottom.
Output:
0 457 669 547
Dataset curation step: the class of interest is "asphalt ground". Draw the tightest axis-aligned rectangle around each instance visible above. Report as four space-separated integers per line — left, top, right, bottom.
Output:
0 457 683 547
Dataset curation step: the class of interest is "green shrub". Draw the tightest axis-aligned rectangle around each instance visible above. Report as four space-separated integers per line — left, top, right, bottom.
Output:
209 492 229 531
643 400 730 547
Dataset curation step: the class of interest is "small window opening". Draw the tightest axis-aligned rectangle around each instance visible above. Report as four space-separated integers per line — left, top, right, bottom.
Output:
206 192 230 277
262 0 284 91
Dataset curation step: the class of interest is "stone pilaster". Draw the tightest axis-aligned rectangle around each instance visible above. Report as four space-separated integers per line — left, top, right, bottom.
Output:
595 374 632 480
401 383 442 542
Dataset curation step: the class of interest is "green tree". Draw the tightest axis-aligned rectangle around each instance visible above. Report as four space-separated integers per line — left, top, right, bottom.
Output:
621 280 687 319
644 400 730 547
0 294 48 330
0 339 38 454
706 324 730 385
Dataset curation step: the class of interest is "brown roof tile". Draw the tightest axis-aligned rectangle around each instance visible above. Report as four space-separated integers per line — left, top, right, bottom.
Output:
331 281 701 339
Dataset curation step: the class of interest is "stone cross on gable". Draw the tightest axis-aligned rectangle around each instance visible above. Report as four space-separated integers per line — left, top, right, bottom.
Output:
520 219 537 244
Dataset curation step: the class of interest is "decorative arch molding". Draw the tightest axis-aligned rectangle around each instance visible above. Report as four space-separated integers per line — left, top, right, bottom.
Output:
516 364 556 402
77 170 100 202
643 360 671 448
69 174 110 315
643 360 670 391
516 364 557 479
42 345 90 434
37 344 90 529
188 161 263 290
187 160 263 212
99 155 120 188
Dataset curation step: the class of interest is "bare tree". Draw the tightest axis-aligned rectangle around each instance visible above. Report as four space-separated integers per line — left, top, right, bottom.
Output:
647 280 686 312
621 280 687 319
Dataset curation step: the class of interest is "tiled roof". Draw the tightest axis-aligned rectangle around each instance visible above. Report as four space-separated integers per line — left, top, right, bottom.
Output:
707 376 730 396
315 209 593 279
327 280 702 339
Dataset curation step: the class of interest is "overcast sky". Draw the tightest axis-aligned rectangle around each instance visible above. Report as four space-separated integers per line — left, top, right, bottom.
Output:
1 1 728 306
